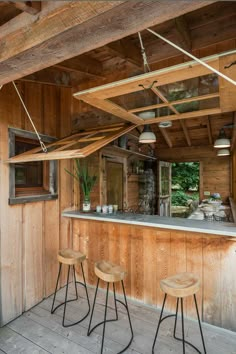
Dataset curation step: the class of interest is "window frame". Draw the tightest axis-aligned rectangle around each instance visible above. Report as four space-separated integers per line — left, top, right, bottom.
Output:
9 127 58 205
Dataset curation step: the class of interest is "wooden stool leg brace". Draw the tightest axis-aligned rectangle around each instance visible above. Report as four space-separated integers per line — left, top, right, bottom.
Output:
51 260 90 327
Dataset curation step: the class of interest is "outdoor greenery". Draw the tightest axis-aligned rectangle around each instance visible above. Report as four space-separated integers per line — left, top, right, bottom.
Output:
171 162 199 207
171 190 189 206
172 162 199 192
65 158 97 200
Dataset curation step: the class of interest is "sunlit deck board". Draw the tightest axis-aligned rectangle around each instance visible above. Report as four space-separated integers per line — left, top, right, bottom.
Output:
0 286 236 354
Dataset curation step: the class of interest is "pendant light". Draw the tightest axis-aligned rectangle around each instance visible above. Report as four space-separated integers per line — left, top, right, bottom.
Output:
138 111 156 144
217 149 230 156
139 124 156 143
214 128 230 148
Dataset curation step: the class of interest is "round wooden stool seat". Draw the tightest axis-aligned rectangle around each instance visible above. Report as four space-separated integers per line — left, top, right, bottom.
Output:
57 248 86 265
160 272 200 298
95 260 127 282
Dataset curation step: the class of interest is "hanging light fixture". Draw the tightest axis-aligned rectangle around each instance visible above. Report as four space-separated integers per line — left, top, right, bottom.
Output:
139 124 156 143
217 149 230 156
214 128 230 148
138 111 156 143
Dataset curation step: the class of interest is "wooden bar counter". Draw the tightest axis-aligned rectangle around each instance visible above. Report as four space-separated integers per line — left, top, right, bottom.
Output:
63 210 236 332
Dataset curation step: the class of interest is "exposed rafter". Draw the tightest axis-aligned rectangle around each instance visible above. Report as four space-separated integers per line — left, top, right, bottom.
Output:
0 0 217 85
174 15 192 51
206 116 213 145
159 127 173 148
180 120 191 146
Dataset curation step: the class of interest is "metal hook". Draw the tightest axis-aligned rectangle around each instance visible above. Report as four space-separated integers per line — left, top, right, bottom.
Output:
138 80 158 90
224 61 236 69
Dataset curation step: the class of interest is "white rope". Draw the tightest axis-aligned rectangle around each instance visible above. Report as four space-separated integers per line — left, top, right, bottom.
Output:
138 32 151 73
12 81 47 153
147 28 236 87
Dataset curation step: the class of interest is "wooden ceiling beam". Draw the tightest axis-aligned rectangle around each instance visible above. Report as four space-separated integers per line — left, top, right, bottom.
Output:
9 1 41 15
106 39 143 68
0 0 217 85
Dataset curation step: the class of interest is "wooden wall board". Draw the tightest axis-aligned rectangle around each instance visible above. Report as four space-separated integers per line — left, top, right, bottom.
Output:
0 82 74 326
0 87 23 325
23 203 44 311
71 218 236 331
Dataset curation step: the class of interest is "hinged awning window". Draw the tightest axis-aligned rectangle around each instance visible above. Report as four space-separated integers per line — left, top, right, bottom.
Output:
7 123 135 163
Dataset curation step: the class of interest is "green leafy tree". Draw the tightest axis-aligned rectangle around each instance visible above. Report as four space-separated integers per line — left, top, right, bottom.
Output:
172 162 199 192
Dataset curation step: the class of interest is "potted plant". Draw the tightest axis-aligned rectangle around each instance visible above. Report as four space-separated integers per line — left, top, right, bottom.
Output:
65 158 97 211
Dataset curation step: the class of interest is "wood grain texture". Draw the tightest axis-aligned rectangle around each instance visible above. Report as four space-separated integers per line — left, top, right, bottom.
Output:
71 218 236 331
0 82 74 325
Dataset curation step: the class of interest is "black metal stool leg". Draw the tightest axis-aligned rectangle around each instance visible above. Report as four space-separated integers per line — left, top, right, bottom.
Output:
62 265 71 327
101 282 110 354
113 283 118 321
73 265 78 300
118 280 134 354
194 294 207 354
173 297 179 338
152 293 167 353
87 278 99 336
51 263 62 314
180 297 185 354
81 262 90 310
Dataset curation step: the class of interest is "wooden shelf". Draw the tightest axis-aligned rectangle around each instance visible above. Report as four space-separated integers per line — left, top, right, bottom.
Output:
102 145 156 160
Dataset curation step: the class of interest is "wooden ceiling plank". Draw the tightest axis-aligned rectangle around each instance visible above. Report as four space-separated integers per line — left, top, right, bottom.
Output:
180 120 191 146
174 15 192 51
159 127 173 148
107 38 143 68
10 1 41 15
206 116 213 145
54 55 105 79
0 0 218 85
230 112 236 151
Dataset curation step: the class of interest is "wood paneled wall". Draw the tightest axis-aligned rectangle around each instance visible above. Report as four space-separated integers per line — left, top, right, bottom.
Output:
73 218 236 332
157 145 231 203
0 82 73 326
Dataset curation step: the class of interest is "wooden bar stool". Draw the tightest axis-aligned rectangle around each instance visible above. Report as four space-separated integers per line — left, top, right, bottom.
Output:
152 272 207 354
87 260 133 354
51 248 90 327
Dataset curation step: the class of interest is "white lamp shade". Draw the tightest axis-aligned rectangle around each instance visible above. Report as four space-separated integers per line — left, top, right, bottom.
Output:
217 149 230 156
214 128 230 148
139 125 156 143
138 111 155 120
214 138 231 148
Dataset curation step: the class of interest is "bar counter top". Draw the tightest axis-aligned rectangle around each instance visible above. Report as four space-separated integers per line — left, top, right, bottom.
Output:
62 210 236 237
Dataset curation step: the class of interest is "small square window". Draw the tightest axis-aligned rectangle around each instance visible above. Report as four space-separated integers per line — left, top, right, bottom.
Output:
9 128 58 204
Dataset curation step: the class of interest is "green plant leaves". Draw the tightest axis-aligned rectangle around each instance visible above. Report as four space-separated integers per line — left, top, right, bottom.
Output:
65 158 97 198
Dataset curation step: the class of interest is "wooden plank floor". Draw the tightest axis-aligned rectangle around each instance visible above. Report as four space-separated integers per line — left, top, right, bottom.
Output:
0 285 236 353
